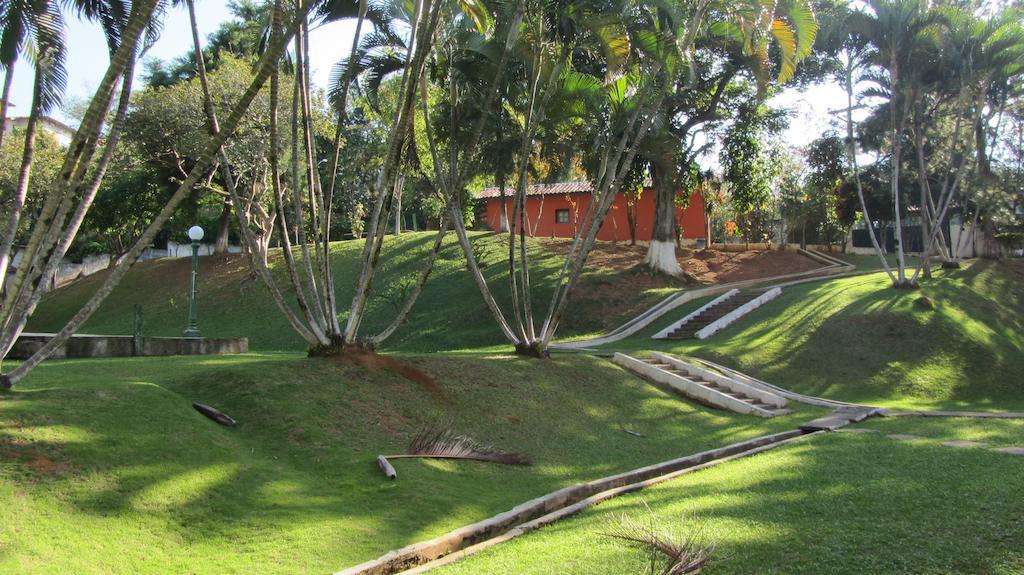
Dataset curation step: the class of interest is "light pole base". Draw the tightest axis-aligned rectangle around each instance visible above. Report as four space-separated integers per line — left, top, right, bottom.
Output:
183 328 202 338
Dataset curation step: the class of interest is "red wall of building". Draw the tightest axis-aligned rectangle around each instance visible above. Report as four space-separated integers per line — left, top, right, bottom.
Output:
482 188 706 242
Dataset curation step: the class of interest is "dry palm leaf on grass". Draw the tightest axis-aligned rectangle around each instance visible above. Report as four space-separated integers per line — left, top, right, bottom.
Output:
377 426 530 479
600 502 715 575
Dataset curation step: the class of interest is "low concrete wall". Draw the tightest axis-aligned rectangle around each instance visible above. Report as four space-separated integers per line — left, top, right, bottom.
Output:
711 242 846 253
8 333 248 360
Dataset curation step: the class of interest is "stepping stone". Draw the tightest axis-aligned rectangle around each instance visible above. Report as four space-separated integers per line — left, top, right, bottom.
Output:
801 413 859 432
992 447 1024 456
887 434 924 441
941 440 986 449
837 428 877 434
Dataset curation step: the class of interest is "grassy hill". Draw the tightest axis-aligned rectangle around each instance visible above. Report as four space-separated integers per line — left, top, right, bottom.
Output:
606 258 1024 411
0 352 819 574
27 232 676 352
9 236 1024 574
434 419 1024 575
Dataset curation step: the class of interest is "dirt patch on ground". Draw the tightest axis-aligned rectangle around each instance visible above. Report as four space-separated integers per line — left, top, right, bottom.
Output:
540 239 827 335
25 454 69 475
0 437 70 477
682 248 824 283
331 350 447 403
541 239 824 284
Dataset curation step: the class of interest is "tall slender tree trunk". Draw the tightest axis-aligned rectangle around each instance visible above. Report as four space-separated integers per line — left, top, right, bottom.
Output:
0 62 14 151
913 124 932 279
394 184 402 234
214 198 231 254
889 57 909 287
842 50 895 283
0 66 43 294
0 0 317 387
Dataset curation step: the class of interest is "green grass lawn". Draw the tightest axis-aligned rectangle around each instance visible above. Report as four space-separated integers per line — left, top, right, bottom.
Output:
434 420 1024 575
604 259 1024 411
0 352 821 574
26 232 677 352
10 237 1024 574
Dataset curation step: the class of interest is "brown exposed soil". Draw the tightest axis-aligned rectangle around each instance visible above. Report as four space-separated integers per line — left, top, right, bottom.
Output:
0 437 70 477
330 349 447 403
541 239 828 335
542 239 824 284
26 454 69 476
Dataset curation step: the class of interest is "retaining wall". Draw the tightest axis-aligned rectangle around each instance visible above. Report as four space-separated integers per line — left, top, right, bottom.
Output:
8 333 248 360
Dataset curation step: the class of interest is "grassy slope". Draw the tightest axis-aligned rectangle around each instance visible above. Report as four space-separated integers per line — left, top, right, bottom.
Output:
13 238 1024 574
0 352 821 574
435 421 1024 575
605 259 1024 411
27 232 674 351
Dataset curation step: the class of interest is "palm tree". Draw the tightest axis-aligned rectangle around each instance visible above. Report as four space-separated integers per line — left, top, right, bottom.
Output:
0 0 68 293
212 0 490 352
0 0 318 387
906 5 1024 281
433 0 818 356
847 0 942 287
0 0 157 386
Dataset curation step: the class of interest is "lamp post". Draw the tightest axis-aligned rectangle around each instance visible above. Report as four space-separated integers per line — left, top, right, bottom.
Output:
183 225 204 338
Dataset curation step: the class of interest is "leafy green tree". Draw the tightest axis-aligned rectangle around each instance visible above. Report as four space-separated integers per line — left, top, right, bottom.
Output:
2 0 317 387
720 100 785 247
143 0 272 87
639 0 820 275
0 128 63 246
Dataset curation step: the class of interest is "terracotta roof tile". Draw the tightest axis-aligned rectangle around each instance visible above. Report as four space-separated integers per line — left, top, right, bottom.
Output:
476 181 592 199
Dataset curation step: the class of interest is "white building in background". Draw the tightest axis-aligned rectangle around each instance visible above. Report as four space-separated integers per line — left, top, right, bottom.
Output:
2 115 76 147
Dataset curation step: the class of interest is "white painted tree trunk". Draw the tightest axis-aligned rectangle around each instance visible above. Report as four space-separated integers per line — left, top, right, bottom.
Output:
644 168 681 276
643 240 682 276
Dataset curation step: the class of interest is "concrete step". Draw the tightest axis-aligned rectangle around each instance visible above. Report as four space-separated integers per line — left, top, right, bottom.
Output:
618 352 788 418
658 292 765 340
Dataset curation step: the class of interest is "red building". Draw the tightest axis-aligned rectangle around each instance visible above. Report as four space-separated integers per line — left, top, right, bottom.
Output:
477 181 706 242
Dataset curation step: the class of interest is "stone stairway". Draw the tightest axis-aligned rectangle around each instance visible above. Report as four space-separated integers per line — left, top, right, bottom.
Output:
652 287 781 340
664 291 761 339
613 352 790 417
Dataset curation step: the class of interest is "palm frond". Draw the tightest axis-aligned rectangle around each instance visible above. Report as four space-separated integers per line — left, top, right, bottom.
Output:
26 2 67 114
1 0 30 68
770 19 797 83
600 502 715 575
398 425 530 465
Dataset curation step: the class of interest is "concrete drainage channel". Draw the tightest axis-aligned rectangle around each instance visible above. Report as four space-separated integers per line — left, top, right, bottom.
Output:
334 409 881 575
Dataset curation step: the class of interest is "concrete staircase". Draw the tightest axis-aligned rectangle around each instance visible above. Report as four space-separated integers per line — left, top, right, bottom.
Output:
653 287 781 340
614 352 790 417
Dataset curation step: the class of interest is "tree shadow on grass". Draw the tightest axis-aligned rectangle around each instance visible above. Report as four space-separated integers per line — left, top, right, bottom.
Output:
639 262 1024 410
447 433 1024 575
0 352 810 573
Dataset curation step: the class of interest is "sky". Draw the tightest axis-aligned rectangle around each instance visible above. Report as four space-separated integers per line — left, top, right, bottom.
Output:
5 2 847 155
5 2 358 126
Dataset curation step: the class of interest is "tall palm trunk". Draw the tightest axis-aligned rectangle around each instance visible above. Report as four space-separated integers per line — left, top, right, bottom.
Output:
889 56 909 287
344 0 443 343
538 88 667 350
843 49 895 282
0 64 43 295
0 1 159 363
0 0 317 387
0 61 14 151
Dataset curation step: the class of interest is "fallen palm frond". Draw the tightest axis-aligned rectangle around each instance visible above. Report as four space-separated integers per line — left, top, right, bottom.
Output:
376 426 530 479
600 502 714 575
